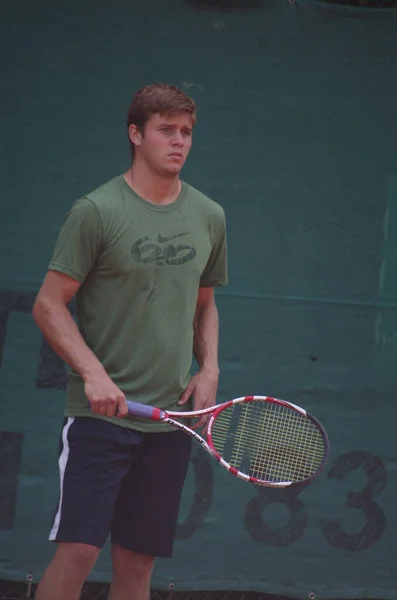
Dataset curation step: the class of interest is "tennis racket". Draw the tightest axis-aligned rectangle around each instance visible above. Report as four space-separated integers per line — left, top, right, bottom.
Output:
126 395 329 488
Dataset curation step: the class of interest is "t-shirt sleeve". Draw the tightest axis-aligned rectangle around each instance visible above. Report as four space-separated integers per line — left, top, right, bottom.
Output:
48 198 103 283
200 209 228 288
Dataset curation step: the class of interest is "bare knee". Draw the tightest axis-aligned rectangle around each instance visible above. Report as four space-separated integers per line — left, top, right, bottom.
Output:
54 542 100 577
35 543 101 600
112 544 155 579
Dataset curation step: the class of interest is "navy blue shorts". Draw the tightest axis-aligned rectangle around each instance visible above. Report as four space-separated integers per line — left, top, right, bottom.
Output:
49 416 192 558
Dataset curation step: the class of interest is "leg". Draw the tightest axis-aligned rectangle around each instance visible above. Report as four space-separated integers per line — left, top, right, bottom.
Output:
110 429 192 595
36 417 143 600
109 545 155 600
35 543 100 600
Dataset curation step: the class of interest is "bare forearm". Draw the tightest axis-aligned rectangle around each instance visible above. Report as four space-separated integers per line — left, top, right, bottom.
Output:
32 298 105 382
193 301 220 375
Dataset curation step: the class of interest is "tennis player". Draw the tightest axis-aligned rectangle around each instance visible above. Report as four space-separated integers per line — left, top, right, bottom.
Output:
32 83 228 600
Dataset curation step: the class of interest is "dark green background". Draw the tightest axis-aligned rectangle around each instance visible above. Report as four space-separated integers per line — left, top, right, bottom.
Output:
1 0 397 598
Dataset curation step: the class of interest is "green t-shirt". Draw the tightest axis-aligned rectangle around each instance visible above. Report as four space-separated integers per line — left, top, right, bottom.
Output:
48 175 228 431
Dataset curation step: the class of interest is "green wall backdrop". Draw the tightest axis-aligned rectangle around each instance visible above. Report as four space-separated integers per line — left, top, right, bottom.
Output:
1 1 397 598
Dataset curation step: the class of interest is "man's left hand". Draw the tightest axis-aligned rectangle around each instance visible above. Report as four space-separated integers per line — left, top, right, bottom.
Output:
178 368 219 430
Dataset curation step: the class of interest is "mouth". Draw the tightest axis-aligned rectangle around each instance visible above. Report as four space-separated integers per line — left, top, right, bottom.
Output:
168 153 183 159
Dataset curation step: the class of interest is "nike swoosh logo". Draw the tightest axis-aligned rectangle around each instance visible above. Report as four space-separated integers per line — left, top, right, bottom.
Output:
157 232 189 243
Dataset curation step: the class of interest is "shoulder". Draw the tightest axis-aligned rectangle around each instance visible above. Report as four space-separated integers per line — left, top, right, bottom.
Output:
64 176 126 224
183 182 226 225
83 175 126 213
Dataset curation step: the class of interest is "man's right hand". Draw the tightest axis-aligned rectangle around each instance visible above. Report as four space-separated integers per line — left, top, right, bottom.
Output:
84 373 129 418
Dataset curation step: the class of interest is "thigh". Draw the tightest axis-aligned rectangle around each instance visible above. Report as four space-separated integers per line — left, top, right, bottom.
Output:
50 416 144 548
111 430 192 558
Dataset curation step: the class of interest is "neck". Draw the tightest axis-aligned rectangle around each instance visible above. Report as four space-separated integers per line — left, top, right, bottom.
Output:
123 161 181 206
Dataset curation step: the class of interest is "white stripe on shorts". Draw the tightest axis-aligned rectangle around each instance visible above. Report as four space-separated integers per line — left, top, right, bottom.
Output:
49 417 75 541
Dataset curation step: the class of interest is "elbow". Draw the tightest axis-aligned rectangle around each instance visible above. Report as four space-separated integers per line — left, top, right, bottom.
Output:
32 296 43 325
32 294 51 328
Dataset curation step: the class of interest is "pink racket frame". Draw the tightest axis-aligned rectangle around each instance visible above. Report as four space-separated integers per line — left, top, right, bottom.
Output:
126 395 329 488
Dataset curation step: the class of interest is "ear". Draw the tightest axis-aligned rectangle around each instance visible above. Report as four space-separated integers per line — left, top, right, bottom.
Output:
128 124 142 148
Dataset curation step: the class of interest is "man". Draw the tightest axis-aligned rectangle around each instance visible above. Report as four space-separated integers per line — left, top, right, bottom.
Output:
32 83 228 600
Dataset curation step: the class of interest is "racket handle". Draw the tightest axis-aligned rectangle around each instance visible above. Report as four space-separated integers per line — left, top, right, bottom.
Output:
126 400 165 421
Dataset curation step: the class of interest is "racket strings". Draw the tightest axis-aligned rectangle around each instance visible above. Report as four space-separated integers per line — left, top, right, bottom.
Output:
210 400 326 483
246 405 324 481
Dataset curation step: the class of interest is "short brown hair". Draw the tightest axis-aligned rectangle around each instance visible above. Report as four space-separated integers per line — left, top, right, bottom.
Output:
127 83 196 152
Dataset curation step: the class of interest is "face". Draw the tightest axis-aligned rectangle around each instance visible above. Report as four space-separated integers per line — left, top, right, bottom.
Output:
129 112 194 177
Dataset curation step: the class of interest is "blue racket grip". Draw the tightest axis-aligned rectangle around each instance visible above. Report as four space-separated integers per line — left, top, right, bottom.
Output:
126 400 165 421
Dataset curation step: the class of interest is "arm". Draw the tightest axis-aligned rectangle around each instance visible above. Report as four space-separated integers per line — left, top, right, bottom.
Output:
178 287 220 428
32 270 128 418
193 287 220 378
33 270 102 379
178 205 228 426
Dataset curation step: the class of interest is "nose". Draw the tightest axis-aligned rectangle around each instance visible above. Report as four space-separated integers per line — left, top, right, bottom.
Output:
172 131 184 146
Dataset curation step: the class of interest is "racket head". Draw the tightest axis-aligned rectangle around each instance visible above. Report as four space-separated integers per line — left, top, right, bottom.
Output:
207 395 329 487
